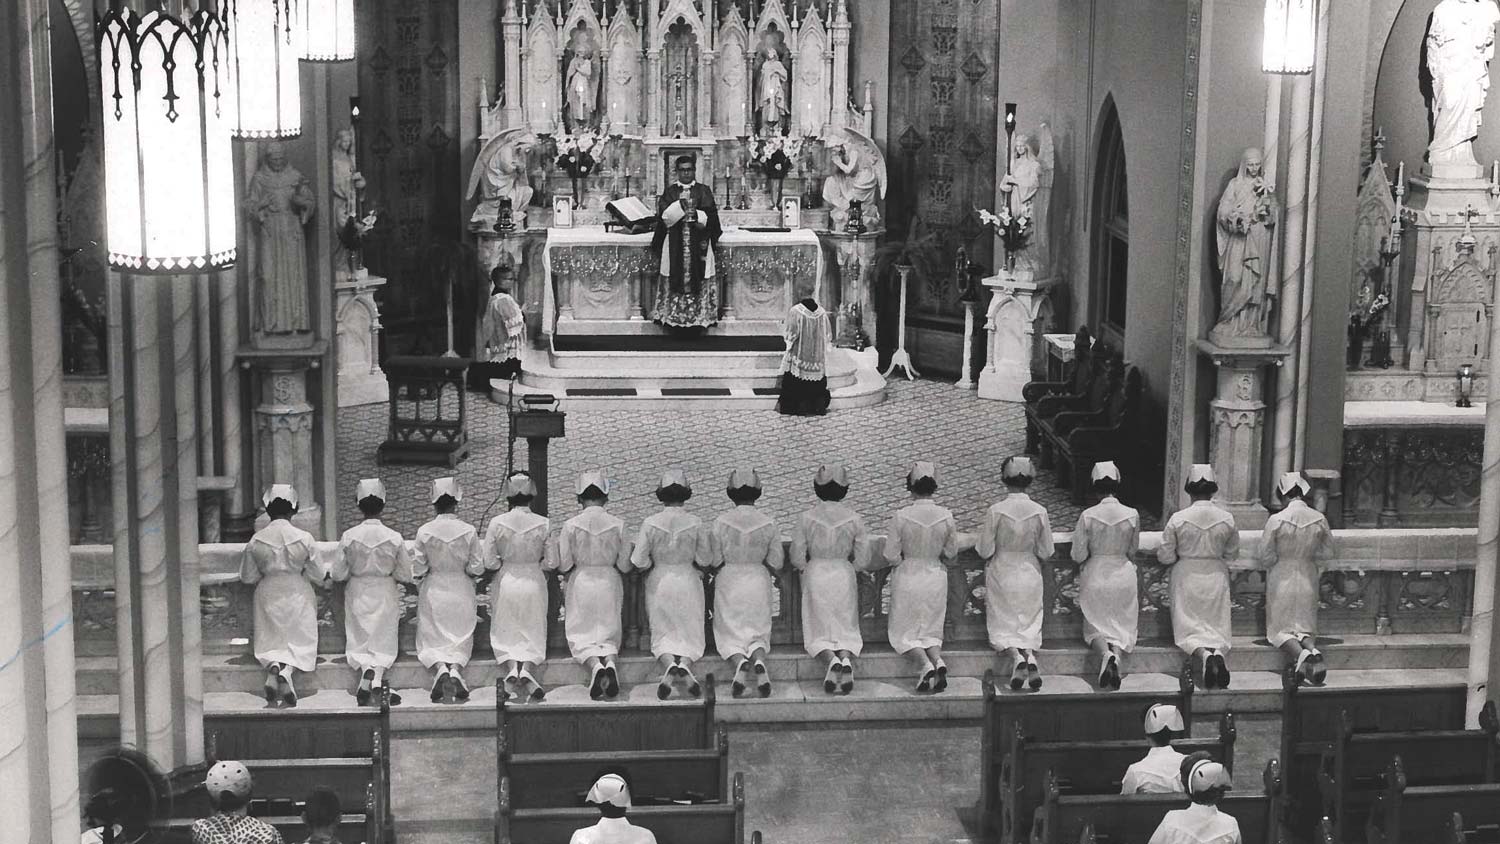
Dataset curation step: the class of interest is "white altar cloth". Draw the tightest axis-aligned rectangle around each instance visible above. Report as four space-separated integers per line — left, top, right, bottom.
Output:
541 225 823 335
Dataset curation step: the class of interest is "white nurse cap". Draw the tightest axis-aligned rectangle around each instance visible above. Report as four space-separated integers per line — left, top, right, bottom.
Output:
815 463 849 486
908 461 938 485
503 473 538 499
262 483 298 509
1144 703 1185 734
576 471 609 496
430 477 463 504
1276 472 1310 498
355 478 386 502
586 773 631 808
727 467 762 490
1187 464 1217 484
1187 759 1232 794
1090 461 1121 482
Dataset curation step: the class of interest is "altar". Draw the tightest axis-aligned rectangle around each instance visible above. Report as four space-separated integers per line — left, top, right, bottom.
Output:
541 225 823 336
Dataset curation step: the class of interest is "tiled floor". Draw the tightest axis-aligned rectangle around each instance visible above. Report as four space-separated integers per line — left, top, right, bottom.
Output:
336 378 1116 538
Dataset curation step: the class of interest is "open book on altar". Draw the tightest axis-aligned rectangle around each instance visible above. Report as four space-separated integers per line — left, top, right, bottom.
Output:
604 197 657 234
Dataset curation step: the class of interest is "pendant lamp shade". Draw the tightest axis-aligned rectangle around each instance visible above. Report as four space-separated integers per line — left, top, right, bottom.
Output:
302 0 356 61
226 0 303 137
1262 0 1316 74
97 8 236 273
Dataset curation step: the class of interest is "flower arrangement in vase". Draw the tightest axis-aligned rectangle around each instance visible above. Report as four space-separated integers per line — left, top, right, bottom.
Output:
977 203 1034 271
750 133 803 204
555 129 604 207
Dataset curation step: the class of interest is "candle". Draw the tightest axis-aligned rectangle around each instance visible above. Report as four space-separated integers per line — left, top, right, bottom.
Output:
1491 159 1497 187
1396 160 1405 187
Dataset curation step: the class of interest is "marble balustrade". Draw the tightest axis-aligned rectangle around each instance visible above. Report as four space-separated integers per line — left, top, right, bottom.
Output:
67 527 1476 660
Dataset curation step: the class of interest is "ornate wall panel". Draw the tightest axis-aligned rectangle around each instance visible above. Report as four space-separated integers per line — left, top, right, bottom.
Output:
886 0 999 319
1342 426 1482 528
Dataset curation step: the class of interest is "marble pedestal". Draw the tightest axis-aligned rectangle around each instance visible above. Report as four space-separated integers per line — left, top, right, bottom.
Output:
978 270 1053 401
1197 339 1291 529
244 347 326 533
828 231 882 359
335 272 389 406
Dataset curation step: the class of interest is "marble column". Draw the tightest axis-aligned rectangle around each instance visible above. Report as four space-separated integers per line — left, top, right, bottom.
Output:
0 2 82 841
829 0 850 130
501 0 524 128
1196 340 1291 529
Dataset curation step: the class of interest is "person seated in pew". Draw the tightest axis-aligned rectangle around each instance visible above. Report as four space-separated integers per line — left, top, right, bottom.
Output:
977 457 1054 691
1073 461 1141 690
633 470 713 700
1122 704 1190 794
1260 472 1335 687
484 472 556 702
707 467 784 698
297 786 341 844
1147 754 1240 844
413 477 487 704
569 772 658 844
1158 465 1238 690
332 478 412 707
792 464 871 695
190 761 284 844
558 471 632 700
81 747 169 844
241 484 325 707
884 462 962 693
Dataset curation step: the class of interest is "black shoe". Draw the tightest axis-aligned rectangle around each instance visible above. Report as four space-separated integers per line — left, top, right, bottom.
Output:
264 671 279 705
529 685 546 702
732 679 746 698
917 669 935 694
278 674 298 707
452 674 470 702
388 690 403 706
602 663 620 698
823 662 839 695
1101 656 1121 690
657 682 672 700
588 667 606 701
838 661 854 695
1309 653 1327 686
934 663 948 693
1207 654 1229 689
1009 665 1026 691
1027 663 1043 691
431 674 448 703
755 661 772 697
356 669 375 706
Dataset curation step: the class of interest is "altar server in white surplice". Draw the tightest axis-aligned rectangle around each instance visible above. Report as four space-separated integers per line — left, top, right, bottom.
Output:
1072 461 1141 690
1158 465 1239 690
792 464 871 695
977 457 1055 691
884 462 962 694
332 478 414 706
1261 471 1336 686
708 467 784 698
558 471 632 700
632 470 713 699
414 477 487 704
484 472 556 702
242 484 323 707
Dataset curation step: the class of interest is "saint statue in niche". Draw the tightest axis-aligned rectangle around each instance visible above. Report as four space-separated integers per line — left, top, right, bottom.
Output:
246 141 315 335
331 127 365 279
565 25 598 131
1426 0 1500 171
754 27 789 134
1212 147 1278 345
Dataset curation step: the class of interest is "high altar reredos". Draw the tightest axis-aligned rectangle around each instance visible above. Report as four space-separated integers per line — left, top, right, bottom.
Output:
469 0 887 410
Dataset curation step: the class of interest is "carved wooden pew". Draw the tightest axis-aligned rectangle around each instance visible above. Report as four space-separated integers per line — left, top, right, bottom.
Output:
1280 666 1467 828
1052 363 1142 502
1317 702 1498 842
1030 759 1286 844
994 712 1236 844
503 727 731 809
154 807 372 844
1031 346 1116 472
1024 326 1094 456
979 665 1195 841
496 679 717 755
1365 756 1500 844
496 773 746 844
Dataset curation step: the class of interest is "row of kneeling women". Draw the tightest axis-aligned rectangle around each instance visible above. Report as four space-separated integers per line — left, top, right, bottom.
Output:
240 458 1334 707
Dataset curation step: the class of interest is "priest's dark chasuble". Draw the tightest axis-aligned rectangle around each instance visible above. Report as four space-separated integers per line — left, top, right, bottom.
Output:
650 181 722 328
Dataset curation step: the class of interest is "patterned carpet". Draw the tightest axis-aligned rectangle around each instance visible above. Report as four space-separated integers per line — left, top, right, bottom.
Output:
335 378 1090 538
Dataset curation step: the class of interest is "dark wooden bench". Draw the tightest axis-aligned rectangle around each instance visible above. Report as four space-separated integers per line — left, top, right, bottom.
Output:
1030 759 1286 844
502 726 730 809
497 679 718 755
1280 666 1467 828
980 665 1195 840
154 811 371 844
496 772 745 844
1317 702 1499 842
1365 756 1500 844
1024 325 1094 456
1031 345 1117 474
1051 362 1142 503
194 689 394 844
993 712 1236 844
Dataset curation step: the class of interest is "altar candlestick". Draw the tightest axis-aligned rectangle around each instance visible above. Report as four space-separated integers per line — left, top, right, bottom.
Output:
1396 160 1404 188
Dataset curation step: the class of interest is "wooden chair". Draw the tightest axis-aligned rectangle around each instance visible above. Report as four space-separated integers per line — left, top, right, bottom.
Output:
495 772 746 844
1365 756 1500 844
496 677 718 756
979 664 1195 840
993 712 1236 844
1317 701 1498 842
501 726 731 809
1030 758 1286 844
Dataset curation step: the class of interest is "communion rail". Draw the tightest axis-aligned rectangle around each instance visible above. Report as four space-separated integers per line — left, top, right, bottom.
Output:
68 528 1476 658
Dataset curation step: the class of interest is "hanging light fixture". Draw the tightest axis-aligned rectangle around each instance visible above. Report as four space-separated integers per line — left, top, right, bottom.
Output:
97 7 236 273
226 0 303 137
301 0 355 62
1262 0 1316 74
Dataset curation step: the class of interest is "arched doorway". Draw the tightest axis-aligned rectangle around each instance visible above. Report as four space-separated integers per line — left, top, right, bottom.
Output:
1091 101 1128 351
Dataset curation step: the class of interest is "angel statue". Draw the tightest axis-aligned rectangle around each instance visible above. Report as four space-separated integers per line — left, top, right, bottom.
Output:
998 133 1041 271
822 127 887 231
467 127 537 231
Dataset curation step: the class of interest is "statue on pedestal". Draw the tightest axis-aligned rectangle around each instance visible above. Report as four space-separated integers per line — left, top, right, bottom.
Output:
754 29 789 134
246 141 315 335
565 26 598 132
331 128 367 280
1212 148 1278 345
468 127 537 230
1426 0 1500 172
823 127 887 231
998 134 1041 271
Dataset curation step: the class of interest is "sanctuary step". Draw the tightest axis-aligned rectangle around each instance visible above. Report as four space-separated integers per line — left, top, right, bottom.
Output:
74 636 1467 731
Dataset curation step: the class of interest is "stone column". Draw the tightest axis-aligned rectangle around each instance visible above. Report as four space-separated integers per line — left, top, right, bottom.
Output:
248 354 324 533
501 0 524 128
829 0 850 130
645 5 661 137
1196 340 1291 529
0 2 82 840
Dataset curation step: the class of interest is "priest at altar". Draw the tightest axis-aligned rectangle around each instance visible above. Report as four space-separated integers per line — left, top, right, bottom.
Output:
651 155 723 329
